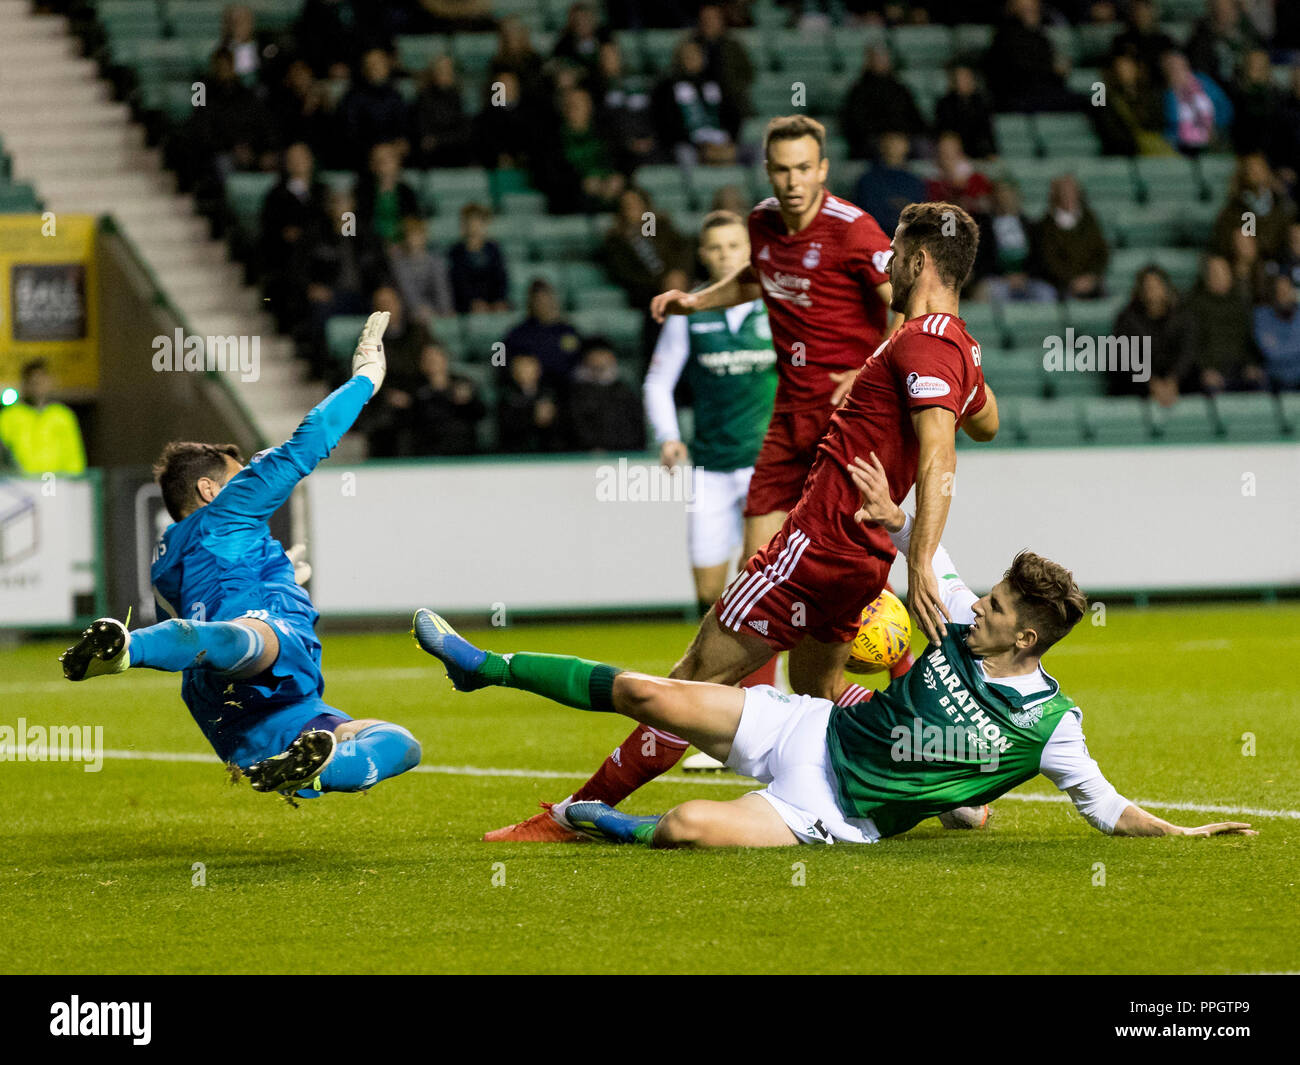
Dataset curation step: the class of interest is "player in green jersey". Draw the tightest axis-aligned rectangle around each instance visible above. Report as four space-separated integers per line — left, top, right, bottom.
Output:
412 451 1255 847
643 210 778 614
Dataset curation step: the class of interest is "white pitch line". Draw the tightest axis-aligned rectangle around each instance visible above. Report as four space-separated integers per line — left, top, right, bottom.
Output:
81 749 1300 820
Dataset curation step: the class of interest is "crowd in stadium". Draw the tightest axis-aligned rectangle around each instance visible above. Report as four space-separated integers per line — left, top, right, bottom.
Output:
12 0 1297 464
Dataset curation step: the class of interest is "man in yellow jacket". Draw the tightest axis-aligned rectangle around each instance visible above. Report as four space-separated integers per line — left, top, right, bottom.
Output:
0 359 86 474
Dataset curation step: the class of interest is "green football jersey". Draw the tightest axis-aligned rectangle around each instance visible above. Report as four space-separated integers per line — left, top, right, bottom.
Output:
826 623 1078 838
682 304 777 472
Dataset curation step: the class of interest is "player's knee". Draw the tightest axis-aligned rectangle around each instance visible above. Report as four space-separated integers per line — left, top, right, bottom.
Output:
352 721 422 773
613 672 664 716
658 800 710 846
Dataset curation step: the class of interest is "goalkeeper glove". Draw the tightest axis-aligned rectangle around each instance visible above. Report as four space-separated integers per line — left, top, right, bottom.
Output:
351 310 390 390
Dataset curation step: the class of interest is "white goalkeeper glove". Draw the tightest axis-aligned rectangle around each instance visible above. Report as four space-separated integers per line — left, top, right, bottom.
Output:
351 310 390 390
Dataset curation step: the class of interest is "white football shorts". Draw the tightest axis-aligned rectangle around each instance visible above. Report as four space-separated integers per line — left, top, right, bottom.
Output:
687 466 752 568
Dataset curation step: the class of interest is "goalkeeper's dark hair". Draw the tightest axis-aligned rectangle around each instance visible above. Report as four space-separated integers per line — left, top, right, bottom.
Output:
154 441 243 521
1004 551 1088 654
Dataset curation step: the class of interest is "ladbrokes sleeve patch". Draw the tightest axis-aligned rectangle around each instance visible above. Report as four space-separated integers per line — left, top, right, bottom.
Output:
906 372 951 398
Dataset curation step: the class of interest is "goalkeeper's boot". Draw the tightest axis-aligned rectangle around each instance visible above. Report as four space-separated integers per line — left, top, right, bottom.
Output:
412 609 491 691
60 618 130 681
482 802 589 843
938 805 990 830
247 730 337 796
564 801 661 844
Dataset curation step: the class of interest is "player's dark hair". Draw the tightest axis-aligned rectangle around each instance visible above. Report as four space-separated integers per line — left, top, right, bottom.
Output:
1004 551 1088 654
763 115 826 161
699 209 744 235
154 442 243 522
896 201 980 291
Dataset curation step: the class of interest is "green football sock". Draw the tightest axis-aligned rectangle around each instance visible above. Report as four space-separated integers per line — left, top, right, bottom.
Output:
477 651 621 712
631 819 661 846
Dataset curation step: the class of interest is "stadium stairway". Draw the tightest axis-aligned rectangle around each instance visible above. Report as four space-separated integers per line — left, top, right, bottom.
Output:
0 0 328 450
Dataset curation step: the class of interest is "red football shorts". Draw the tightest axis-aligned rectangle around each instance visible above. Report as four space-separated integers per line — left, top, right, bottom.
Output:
715 519 893 649
743 407 834 518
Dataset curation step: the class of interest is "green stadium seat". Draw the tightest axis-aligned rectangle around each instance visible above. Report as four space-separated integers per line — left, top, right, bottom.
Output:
1213 392 1285 440
318 169 357 194
639 29 686 74
752 71 806 115
1066 68 1102 95
689 165 751 210
1175 200 1220 247
1034 113 1101 158
1000 302 1064 349
451 32 500 77
1279 391 1300 433
1194 154 1238 200
982 348 1047 399
570 307 643 356
1046 363 1107 399
99 0 164 39
1133 154 1199 205
952 24 994 58
396 35 451 74
433 316 467 361
449 361 498 416
0 183 40 213
561 260 609 299
959 301 1001 346
1144 247 1203 288
832 25 889 72
1149 395 1215 442
1107 248 1201 293
1083 397 1150 444
525 215 599 259
224 172 275 231
1108 203 1182 248
461 310 519 362
326 315 368 364
164 0 225 38
498 190 548 215
993 114 1038 159
892 25 955 69
114 38 200 80
507 262 565 308
1011 397 1086 446
731 28 770 71
897 69 942 122
426 168 491 215
1062 295 1126 337
1044 24 1078 63
768 29 833 73
581 286 631 311
1072 157 1139 205
244 0 298 34
1076 22 1122 64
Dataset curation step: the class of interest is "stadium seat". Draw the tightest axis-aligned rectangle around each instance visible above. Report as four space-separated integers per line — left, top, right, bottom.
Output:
1044 363 1106 400
1000 302 1064 349
952 24 994 58
451 32 500 77
897 70 941 122
224 172 275 233
1108 203 1182 248
1011 397 1086 446
434 316 467 361
326 315 368 365
959 301 1001 346
1062 295 1127 338
396 35 451 74
992 114 1038 159
498 190 547 215
570 307 643 356
163 0 226 38
892 25 954 69
1076 22 1122 64
113 38 200 81
525 215 599 259
426 168 491 215
507 261 565 308
1279 391 1300 433
1072 157 1139 205
982 348 1047 399
1034 113 1102 159
1083 397 1150 444
1149 395 1216 442
689 165 751 210
768 29 833 74
1193 154 1238 200
461 310 519 362
1133 155 1199 205
0 182 40 213
831 24 889 70
1066 68 1102 95
1212 392 1285 440
639 29 686 74
1108 247 1201 293
99 0 164 39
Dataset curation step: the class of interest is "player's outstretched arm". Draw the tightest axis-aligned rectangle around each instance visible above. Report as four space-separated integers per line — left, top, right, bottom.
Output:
906 408 958 644
963 382 999 442
1112 804 1256 837
649 263 760 322
208 312 390 526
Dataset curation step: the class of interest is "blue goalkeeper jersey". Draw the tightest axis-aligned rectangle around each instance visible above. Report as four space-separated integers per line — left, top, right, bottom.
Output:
151 375 373 628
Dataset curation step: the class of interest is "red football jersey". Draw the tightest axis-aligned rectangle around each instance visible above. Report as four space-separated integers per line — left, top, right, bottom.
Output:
748 193 892 413
790 311 988 556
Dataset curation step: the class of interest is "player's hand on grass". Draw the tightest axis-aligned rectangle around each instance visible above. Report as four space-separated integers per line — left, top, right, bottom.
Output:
907 561 950 646
849 452 904 531
650 289 698 323
351 311 390 389
659 440 689 469
1179 822 1257 837
829 368 859 406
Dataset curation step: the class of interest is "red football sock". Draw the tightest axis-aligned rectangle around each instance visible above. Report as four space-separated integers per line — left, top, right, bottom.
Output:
738 656 778 688
889 649 915 680
569 723 690 806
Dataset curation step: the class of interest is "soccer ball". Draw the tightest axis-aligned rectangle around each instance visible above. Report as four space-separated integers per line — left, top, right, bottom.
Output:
846 589 912 674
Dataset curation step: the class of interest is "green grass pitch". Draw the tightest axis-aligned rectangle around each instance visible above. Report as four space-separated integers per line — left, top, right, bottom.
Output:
1 602 1297 975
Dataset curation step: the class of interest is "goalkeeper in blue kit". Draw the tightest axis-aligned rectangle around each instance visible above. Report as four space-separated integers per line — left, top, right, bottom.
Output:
60 314 421 799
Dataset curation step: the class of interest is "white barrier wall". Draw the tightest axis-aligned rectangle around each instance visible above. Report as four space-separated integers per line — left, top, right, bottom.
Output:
305 444 1300 617
0 476 97 626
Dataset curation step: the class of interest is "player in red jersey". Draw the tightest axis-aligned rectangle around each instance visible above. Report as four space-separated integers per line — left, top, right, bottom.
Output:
481 201 998 842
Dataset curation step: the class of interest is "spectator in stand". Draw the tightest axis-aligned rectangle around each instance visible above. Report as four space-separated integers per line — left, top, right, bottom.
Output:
854 131 926 235
1110 0 1176 88
472 70 537 170
0 360 86 475
372 286 432 390
1230 49 1281 158
601 186 692 308
652 38 741 166
1161 51 1233 156
694 4 754 120
259 142 332 332
1254 274 1300 390
1034 174 1109 300
269 60 335 164
980 180 1058 304
1270 222 1300 288
925 131 994 218
504 279 584 388
1274 66 1300 186
1212 153 1297 262
219 4 275 89
338 48 410 161
535 87 626 214
413 55 475 167
491 15 547 100
415 0 495 34
448 203 510 314
1186 0 1261 91
841 46 928 161
388 216 454 327
594 39 660 171
567 338 646 452
934 63 996 161
296 0 391 79
498 353 566 453
1185 254 1265 394
553 2 611 83
1227 225 1269 301
1112 265 1194 405
985 0 1080 114
189 47 277 181
1094 53 1172 157
402 342 487 456
355 141 420 245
